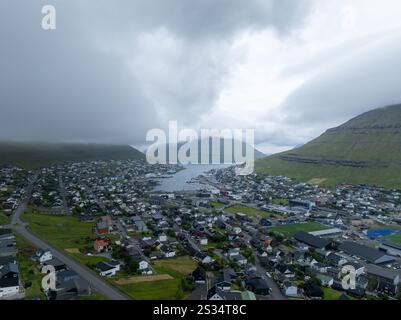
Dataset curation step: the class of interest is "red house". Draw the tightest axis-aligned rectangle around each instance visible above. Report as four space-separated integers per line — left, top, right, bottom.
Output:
94 238 111 253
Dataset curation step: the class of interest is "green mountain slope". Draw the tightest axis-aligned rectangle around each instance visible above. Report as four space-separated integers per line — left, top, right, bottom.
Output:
0 142 145 168
256 104 401 188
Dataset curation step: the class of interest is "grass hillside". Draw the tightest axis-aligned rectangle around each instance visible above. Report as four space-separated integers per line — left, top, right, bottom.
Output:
256 104 401 188
0 142 145 168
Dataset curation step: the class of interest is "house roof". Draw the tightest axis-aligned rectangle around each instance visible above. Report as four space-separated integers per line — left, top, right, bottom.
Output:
0 262 19 277
96 222 108 230
303 283 323 297
381 240 401 251
0 228 12 236
43 258 66 268
246 277 270 290
241 290 256 300
0 255 16 266
223 291 243 300
0 276 19 288
338 241 395 264
192 266 206 279
366 264 400 281
283 281 297 289
327 252 344 263
207 285 224 300
232 254 247 261
94 238 110 246
96 261 115 272
57 270 80 283
294 231 331 249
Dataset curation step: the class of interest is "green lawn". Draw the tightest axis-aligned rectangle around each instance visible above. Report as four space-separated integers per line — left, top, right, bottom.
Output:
0 211 9 225
22 209 95 250
116 278 182 300
323 287 343 300
384 233 401 244
14 233 47 300
21 209 107 272
271 198 289 206
69 252 110 267
225 204 270 218
115 256 197 300
270 222 330 237
209 201 226 209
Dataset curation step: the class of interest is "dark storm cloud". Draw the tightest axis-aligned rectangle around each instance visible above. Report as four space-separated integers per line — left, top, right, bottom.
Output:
279 31 401 139
0 0 312 144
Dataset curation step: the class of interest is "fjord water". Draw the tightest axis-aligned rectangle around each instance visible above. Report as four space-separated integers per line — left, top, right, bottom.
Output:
154 164 228 192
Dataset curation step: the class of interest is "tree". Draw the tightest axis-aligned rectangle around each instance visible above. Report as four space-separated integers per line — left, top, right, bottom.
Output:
175 285 185 300
396 287 401 300
181 277 195 292
367 278 378 292
124 259 139 274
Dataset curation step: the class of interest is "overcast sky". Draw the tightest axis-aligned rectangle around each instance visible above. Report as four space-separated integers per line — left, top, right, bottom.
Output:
2 0 401 154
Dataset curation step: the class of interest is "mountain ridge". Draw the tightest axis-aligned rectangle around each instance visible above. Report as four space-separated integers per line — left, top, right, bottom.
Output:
0 142 145 169
256 104 401 188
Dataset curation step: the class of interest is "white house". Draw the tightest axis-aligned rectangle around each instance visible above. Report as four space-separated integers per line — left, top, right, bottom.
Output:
33 249 53 264
138 260 149 271
227 248 240 259
0 278 19 298
283 282 298 297
232 227 242 235
233 254 247 266
96 261 121 277
158 233 168 242
317 274 334 287
160 245 176 258
200 238 208 246
0 262 20 299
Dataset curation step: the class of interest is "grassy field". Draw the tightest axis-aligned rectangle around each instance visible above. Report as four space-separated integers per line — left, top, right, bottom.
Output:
21 210 110 267
384 233 401 244
154 256 197 275
270 222 330 237
114 256 197 300
271 198 289 206
0 211 9 225
21 210 198 300
256 156 401 189
14 233 47 300
69 252 111 267
225 204 270 218
209 201 226 209
323 287 344 300
23 209 95 250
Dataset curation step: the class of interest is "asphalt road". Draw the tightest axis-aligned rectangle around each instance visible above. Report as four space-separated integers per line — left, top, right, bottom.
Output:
11 177 130 300
254 257 286 300
240 227 286 300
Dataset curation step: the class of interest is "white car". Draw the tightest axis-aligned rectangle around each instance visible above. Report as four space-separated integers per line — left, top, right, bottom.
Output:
265 272 272 278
